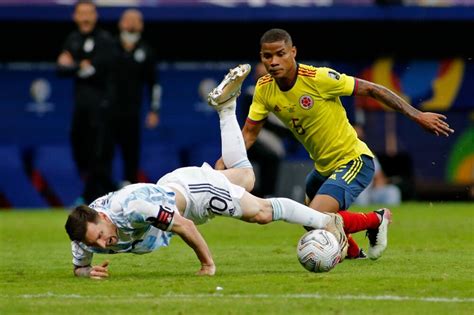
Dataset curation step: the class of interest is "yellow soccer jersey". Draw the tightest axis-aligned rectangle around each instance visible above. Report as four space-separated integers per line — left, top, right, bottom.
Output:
248 64 373 176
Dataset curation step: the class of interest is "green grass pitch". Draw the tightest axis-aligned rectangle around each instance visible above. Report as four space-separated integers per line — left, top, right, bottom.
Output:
1 202 473 314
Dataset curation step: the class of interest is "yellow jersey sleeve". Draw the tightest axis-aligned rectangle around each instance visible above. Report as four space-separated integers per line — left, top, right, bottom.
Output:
315 67 356 99
247 76 271 122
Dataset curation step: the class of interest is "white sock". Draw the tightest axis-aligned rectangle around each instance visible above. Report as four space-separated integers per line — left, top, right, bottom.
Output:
217 98 237 120
270 198 330 229
219 99 252 169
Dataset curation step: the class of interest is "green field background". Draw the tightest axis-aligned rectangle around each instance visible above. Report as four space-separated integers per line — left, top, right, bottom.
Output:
1 203 473 314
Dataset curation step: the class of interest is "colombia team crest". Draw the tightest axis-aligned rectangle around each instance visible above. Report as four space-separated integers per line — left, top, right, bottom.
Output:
299 95 314 110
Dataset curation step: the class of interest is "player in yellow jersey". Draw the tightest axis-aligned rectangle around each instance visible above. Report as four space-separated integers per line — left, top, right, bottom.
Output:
212 28 454 260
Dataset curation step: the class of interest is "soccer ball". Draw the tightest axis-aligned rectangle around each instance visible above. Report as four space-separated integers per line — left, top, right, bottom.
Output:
296 229 341 273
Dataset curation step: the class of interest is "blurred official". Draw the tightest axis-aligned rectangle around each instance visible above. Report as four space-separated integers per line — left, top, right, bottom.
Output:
112 8 161 185
57 0 117 203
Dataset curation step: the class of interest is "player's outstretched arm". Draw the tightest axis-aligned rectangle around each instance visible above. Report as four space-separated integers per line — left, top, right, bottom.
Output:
355 78 454 137
242 119 265 149
170 213 215 276
74 260 109 279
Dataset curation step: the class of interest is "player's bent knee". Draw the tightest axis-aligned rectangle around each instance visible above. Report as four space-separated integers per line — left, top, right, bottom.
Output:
240 168 256 191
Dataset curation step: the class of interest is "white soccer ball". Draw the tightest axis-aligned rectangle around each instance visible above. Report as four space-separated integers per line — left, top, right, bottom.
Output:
296 229 342 273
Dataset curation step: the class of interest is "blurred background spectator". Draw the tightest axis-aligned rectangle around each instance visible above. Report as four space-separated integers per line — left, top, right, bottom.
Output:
112 8 161 187
56 0 117 205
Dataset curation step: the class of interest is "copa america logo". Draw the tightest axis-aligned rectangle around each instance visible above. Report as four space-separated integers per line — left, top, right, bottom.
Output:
26 78 54 116
299 95 314 110
194 77 218 114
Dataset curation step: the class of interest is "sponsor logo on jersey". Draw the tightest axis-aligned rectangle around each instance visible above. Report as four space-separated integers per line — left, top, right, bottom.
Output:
299 95 314 110
274 105 281 112
83 37 95 53
283 104 295 113
134 48 146 63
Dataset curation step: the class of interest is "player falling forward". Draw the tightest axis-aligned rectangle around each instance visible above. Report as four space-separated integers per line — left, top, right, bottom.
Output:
65 64 347 279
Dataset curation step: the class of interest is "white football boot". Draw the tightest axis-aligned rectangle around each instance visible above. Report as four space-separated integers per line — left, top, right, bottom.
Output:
207 64 251 108
367 208 392 260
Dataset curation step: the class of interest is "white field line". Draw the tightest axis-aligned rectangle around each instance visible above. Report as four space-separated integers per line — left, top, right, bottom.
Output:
1 292 473 303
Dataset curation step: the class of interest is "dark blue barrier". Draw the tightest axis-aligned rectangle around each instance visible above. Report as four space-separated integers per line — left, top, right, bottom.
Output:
0 60 472 207
0 145 48 208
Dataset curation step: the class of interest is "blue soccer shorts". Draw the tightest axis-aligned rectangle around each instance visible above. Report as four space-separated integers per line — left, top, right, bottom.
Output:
305 154 375 209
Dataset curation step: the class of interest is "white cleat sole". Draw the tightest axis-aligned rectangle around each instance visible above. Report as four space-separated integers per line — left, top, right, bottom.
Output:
208 64 251 107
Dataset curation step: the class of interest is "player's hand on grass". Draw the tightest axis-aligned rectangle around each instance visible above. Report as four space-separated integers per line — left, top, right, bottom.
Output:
415 112 454 137
82 260 109 279
197 263 216 276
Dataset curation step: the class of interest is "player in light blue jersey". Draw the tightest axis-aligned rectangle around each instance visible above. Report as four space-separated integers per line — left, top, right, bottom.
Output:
65 64 347 279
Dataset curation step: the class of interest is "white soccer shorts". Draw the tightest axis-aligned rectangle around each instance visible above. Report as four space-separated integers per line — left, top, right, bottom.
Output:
157 163 245 225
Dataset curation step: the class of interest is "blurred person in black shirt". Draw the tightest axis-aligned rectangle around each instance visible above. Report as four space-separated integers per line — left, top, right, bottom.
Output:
112 8 161 186
57 0 117 204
